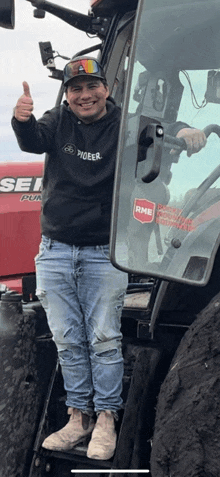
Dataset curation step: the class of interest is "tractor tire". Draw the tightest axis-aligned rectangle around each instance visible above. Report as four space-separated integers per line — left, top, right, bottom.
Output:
150 291 220 477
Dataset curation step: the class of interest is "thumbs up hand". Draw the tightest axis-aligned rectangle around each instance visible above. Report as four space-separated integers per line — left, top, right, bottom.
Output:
14 81 34 122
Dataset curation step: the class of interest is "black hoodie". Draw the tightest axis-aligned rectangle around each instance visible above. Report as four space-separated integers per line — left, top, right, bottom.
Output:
12 100 120 246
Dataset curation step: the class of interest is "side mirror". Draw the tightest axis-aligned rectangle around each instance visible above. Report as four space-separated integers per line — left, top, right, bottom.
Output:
0 0 15 29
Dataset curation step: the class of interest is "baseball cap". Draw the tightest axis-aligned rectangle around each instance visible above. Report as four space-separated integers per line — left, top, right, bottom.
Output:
63 57 106 86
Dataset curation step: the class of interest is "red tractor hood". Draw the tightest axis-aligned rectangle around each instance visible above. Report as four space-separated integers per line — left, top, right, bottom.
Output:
0 161 43 281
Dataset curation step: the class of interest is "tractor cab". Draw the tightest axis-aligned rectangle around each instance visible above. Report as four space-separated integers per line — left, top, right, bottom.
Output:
110 0 220 287
2 1 220 476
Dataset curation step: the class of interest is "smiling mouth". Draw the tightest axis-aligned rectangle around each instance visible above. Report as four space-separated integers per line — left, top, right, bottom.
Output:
80 102 96 109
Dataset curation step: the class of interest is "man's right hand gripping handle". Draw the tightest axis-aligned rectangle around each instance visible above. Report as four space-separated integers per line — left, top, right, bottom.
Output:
14 81 34 122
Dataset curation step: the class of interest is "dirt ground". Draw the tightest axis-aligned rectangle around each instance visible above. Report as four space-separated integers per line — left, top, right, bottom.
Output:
150 291 220 477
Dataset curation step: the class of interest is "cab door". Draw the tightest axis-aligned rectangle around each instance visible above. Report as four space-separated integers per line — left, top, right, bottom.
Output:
110 0 220 286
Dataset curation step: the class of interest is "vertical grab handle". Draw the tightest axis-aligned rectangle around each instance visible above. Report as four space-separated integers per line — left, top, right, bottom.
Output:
138 123 164 183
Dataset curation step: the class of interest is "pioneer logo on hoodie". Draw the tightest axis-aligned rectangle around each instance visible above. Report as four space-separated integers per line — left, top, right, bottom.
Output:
62 143 102 161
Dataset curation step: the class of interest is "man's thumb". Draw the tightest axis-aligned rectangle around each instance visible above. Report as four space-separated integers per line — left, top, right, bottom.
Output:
22 81 31 98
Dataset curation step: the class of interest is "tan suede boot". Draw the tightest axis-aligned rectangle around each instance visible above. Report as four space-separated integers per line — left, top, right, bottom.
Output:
87 410 117 460
42 408 95 451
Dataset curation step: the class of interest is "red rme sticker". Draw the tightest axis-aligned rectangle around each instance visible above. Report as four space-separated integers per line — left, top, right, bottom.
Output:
133 199 156 224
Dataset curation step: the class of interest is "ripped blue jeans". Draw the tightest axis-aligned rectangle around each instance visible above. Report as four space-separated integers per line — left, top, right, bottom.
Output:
35 235 128 414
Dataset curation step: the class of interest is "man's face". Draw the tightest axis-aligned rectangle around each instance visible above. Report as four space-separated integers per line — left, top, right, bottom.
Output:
66 77 109 124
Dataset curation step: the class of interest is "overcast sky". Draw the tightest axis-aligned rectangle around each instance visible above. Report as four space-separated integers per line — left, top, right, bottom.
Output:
0 0 98 162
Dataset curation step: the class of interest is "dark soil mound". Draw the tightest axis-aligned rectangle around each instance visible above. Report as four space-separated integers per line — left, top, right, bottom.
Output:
150 291 220 477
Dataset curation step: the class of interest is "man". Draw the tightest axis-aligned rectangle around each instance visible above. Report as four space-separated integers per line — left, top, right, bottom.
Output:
12 56 206 460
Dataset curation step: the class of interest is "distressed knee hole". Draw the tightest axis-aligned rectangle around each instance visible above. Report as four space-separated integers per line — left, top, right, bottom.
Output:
58 344 85 362
59 349 74 361
92 344 123 364
96 349 117 358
